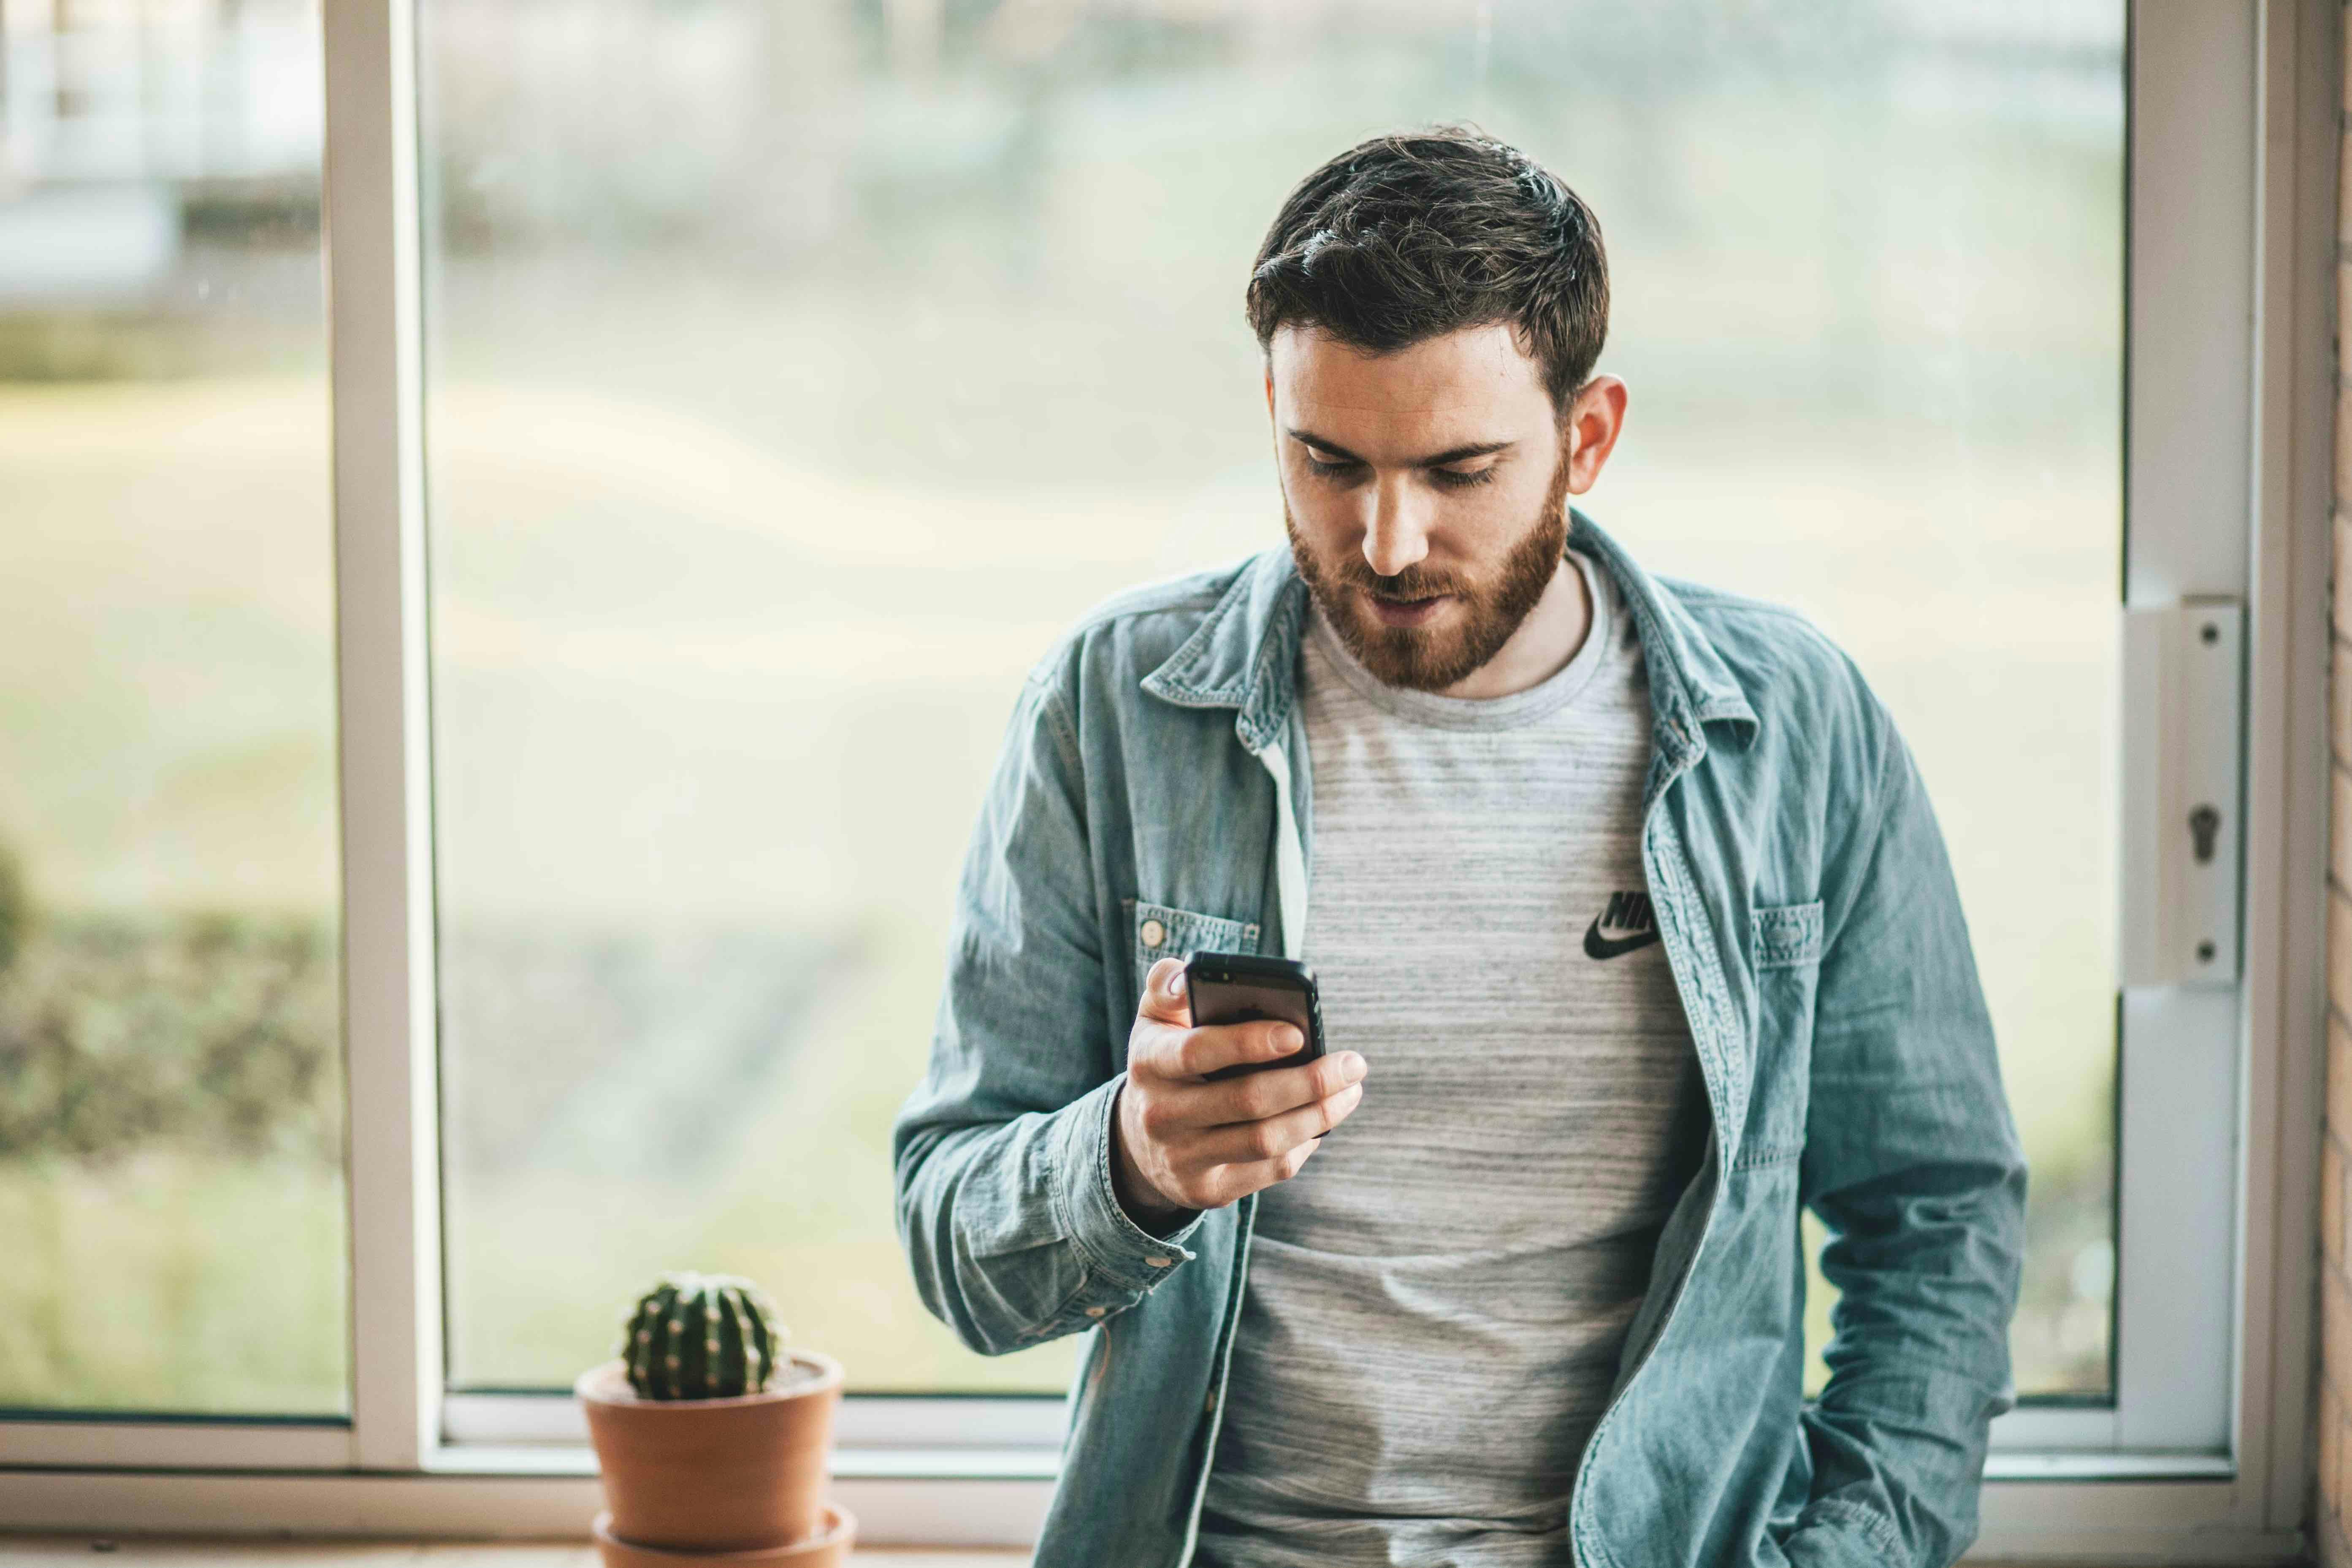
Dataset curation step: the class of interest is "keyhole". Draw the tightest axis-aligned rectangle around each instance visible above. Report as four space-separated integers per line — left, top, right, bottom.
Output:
2188 804 2221 864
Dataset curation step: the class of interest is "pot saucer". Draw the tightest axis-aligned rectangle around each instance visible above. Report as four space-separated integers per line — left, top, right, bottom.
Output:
590 1505 856 1568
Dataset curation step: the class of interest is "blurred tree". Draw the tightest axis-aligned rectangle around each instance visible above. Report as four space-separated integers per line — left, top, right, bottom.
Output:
0 912 339 1167
0 837 22 976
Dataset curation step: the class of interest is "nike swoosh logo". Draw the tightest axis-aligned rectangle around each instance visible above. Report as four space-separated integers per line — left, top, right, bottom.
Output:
1584 918 1661 959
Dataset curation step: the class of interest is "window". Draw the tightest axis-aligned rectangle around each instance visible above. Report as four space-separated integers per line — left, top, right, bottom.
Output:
423 0 2122 1403
0 0 346 1419
0 1 2330 1560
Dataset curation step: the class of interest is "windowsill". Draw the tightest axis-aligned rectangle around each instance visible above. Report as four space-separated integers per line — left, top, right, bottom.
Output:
424 1443 2233 1485
0 1544 1028 1567
432 1445 1062 1480
0 1532 2260 1568
0 1461 2294 1563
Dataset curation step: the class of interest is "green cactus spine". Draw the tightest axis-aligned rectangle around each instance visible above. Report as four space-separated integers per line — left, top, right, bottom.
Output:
620 1273 786 1400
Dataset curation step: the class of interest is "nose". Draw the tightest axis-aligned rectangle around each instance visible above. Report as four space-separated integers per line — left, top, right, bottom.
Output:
1361 475 1432 578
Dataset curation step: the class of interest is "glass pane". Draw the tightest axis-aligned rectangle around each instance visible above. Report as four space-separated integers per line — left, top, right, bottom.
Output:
0 0 344 1414
424 0 2119 1398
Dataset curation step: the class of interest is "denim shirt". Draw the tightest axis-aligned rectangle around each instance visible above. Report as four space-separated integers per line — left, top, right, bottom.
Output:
892 510 2026 1568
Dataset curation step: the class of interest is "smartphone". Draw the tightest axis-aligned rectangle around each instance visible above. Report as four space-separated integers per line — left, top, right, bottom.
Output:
1184 951 1326 1082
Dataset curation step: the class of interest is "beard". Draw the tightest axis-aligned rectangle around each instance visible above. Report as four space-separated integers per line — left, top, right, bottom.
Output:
1286 452 1573 693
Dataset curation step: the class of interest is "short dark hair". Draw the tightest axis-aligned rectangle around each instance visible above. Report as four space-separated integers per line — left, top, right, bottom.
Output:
1245 128 1608 411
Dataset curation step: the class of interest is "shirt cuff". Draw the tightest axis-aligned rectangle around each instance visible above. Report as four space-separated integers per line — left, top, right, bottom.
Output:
1054 1072 1206 1291
1776 1501 1909 1568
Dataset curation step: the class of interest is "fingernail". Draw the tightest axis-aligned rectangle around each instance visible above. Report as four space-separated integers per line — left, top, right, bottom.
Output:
1279 1026 1303 1053
1167 968 1186 996
1341 1053 1366 1080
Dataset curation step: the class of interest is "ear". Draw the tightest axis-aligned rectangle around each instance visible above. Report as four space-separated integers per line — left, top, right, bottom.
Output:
1263 362 1276 420
1561 375 1628 496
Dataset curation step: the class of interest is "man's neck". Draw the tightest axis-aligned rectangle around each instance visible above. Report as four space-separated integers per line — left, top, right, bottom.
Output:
1435 555 1593 701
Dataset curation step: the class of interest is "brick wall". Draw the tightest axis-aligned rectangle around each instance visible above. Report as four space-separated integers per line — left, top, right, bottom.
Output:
2323 10 2352 1560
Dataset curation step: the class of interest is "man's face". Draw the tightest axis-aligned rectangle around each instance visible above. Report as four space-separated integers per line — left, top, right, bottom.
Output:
1268 322 1575 693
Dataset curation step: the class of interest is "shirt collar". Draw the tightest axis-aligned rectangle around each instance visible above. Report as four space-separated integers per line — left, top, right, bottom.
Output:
1140 509 1759 762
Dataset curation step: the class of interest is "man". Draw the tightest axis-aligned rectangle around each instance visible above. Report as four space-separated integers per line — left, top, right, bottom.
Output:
894 129 2024 1568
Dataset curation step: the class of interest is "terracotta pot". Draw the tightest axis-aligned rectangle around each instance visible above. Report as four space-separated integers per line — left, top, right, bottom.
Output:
590 1505 856 1568
577 1352 844 1553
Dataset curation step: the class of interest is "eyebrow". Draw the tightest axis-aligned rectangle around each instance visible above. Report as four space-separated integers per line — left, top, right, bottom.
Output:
1286 428 1516 468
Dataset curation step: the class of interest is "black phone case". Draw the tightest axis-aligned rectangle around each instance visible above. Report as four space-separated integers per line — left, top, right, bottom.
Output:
1184 951 1326 1081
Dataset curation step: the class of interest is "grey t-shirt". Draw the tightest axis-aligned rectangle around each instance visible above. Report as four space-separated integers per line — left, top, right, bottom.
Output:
1195 548 1709 1568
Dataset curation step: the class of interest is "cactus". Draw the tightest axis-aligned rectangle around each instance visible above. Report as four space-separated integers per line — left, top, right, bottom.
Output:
620 1272 786 1400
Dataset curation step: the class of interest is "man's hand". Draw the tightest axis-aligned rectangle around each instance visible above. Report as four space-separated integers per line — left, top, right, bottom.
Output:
1110 956 1368 1229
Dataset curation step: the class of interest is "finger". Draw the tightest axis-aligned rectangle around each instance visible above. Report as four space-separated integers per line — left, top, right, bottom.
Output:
1194 1049 1366 1124
1135 956 1192 1025
1160 1017 1307 1081
1198 1136 1326 1207
1193 1081 1364 1166
1318 1070 1368 1132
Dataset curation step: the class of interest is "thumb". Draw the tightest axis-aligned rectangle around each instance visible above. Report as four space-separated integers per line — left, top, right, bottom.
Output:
1138 956 1192 1024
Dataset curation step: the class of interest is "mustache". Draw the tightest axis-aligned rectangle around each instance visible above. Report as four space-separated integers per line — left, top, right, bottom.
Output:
1334 564 1468 601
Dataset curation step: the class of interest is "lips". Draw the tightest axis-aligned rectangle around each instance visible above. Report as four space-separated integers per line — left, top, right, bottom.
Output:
1367 593 1449 628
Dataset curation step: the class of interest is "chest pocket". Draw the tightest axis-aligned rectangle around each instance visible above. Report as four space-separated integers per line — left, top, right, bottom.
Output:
1752 899 1824 969
1126 897 1261 998
1738 899 1826 1171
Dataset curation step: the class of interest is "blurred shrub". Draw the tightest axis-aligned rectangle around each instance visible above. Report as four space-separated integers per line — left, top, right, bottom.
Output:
0 904 340 1167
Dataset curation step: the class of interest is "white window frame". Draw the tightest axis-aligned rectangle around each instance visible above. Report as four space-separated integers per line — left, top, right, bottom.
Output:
0 0 2334 1557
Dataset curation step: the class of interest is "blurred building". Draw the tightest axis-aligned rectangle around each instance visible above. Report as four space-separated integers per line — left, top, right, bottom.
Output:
0 0 319 301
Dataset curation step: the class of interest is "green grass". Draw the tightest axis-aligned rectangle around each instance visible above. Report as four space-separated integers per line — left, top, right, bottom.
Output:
0 1154 346 1414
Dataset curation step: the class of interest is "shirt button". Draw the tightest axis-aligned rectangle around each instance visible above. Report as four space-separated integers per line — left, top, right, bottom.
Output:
1145 1256 1173 1267
1140 919 1166 949
1084 1305 1107 1318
